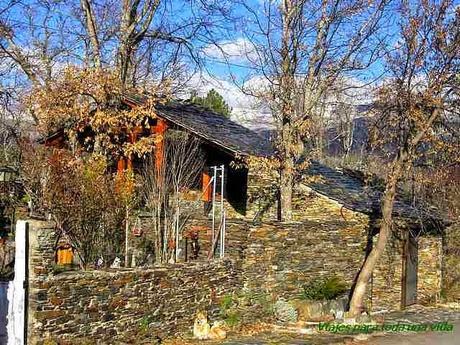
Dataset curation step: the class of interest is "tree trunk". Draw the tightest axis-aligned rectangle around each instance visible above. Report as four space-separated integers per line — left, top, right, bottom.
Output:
280 158 294 221
118 42 133 89
80 0 102 70
278 0 296 222
348 157 404 316
279 121 294 221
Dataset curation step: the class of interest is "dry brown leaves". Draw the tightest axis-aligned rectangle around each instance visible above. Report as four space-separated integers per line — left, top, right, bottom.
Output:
27 66 170 158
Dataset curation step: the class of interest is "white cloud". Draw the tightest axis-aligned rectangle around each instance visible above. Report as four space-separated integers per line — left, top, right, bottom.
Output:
178 72 274 130
179 72 378 131
202 38 258 63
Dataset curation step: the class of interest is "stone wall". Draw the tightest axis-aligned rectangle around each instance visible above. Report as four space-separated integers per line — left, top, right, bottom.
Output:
443 224 460 301
370 232 443 311
27 220 57 344
418 236 442 304
246 169 279 221
27 223 242 344
25 187 444 342
242 193 370 301
370 232 404 312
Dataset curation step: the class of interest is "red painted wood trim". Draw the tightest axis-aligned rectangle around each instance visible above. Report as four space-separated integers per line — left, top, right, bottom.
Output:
202 170 212 202
117 158 126 174
151 118 168 175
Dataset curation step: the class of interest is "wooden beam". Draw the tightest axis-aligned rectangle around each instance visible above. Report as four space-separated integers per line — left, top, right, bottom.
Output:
117 158 126 175
202 170 212 202
151 118 168 176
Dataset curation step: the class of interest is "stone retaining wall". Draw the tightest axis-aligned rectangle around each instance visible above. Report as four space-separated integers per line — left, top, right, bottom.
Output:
418 236 442 304
243 217 369 300
30 261 240 343
27 223 242 343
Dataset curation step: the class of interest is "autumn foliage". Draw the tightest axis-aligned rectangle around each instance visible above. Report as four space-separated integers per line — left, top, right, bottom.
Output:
27 66 168 158
43 149 130 267
20 66 172 267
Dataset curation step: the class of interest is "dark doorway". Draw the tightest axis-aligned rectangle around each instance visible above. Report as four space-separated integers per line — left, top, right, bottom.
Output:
402 234 418 308
226 166 248 215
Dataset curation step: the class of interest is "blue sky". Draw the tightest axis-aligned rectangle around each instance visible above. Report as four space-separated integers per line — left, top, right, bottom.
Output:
2 0 459 112
0 0 406 84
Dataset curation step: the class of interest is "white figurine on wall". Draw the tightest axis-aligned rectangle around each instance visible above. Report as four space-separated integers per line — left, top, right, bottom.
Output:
95 256 104 269
110 257 121 268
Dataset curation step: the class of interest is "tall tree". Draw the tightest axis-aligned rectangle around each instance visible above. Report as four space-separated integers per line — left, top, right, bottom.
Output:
348 0 460 316
219 0 389 220
0 0 222 97
190 89 232 117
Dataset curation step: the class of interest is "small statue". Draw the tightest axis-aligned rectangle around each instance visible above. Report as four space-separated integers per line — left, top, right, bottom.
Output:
95 256 104 269
110 257 121 268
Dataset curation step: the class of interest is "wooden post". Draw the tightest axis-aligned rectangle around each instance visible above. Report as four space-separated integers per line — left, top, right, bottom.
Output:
126 127 140 172
202 170 212 202
117 157 126 175
151 118 168 177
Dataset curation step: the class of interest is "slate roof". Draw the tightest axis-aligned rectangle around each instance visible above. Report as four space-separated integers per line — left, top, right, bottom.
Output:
124 95 274 157
303 161 445 227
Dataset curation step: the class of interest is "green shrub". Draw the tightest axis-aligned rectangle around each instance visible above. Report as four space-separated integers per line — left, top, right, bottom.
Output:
301 276 347 300
220 294 234 311
217 294 240 328
139 313 159 333
224 311 241 327
236 290 274 317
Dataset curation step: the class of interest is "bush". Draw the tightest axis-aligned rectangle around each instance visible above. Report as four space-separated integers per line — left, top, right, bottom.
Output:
33 151 129 268
220 294 234 311
224 311 241 328
301 276 347 300
237 290 274 317
218 294 242 328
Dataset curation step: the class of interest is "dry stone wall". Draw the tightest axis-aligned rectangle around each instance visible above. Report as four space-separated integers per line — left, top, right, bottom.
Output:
29 261 240 343
25 189 444 342
442 224 460 301
370 232 404 312
418 236 442 304
243 218 369 300
27 223 242 344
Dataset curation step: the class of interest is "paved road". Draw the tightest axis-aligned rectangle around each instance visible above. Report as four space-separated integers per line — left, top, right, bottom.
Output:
370 320 460 345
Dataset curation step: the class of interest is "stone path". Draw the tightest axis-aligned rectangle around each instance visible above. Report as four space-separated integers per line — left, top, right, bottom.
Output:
371 320 460 345
182 305 460 345
379 304 460 324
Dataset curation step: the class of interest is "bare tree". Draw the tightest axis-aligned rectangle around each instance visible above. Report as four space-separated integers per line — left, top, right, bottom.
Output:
348 0 460 316
141 131 204 263
1 0 223 97
217 0 389 220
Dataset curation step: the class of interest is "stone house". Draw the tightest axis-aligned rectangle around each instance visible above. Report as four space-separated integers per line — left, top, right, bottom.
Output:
40 97 447 313
240 161 446 312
